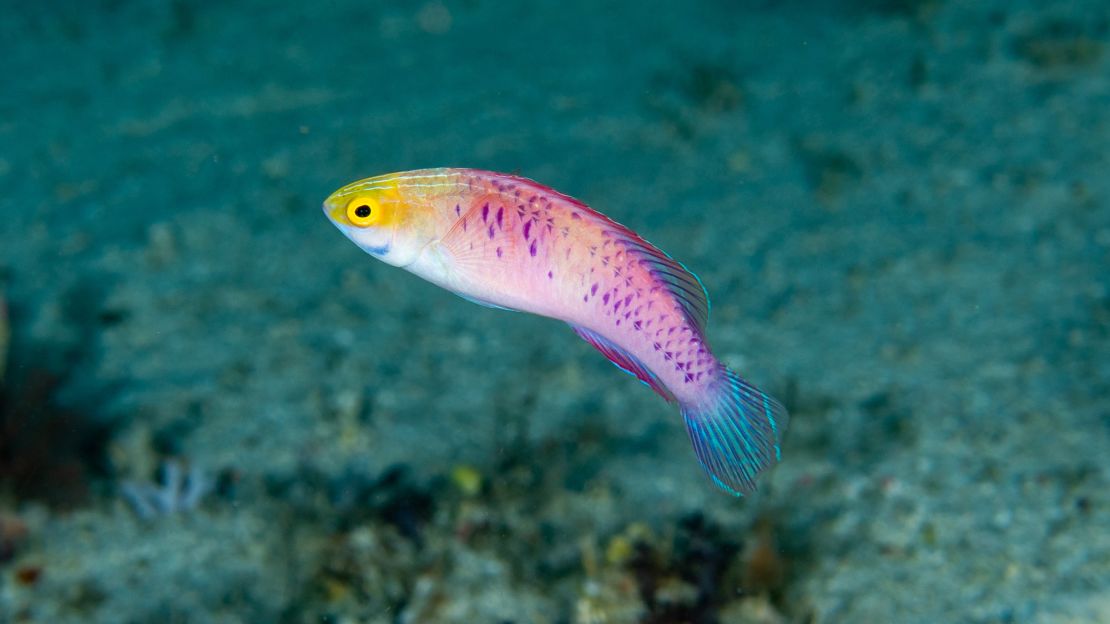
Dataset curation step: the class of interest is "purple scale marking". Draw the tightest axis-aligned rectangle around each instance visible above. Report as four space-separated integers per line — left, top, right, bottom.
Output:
590 283 598 295
482 202 489 222
603 293 610 304
529 240 537 257
488 224 495 239
455 204 461 216
496 247 503 258
496 206 503 229
523 221 532 239
548 271 553 279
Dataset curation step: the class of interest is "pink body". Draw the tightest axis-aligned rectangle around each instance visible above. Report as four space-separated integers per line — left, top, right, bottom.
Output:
406 169 717 404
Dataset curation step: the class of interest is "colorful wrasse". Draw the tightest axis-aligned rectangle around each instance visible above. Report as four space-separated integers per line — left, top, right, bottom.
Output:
323 168 788 495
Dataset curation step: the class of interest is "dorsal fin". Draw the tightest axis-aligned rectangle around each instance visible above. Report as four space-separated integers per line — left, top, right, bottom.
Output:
613 230 709 331
593 224 709 332
570 324 675 402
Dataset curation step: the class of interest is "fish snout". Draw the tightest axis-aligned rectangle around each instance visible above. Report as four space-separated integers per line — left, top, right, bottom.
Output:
322 194 347 226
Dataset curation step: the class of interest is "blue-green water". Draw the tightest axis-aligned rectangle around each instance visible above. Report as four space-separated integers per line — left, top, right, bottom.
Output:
1 1 1107 622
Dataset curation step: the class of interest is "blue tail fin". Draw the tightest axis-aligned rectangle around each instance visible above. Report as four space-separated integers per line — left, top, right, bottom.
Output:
680 366 789 496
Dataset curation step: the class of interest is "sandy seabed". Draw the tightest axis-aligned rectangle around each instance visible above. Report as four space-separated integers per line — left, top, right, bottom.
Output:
0 1 1107 622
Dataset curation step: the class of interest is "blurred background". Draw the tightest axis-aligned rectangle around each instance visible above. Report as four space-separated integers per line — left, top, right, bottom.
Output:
0 0 1107 622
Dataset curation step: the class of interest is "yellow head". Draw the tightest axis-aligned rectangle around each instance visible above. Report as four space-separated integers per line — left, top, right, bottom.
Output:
322 173 439 267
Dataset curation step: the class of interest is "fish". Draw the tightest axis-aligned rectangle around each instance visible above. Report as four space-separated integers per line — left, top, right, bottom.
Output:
322 168 788 495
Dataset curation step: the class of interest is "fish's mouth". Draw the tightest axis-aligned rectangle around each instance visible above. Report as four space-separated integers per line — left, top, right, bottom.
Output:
322 196 346 226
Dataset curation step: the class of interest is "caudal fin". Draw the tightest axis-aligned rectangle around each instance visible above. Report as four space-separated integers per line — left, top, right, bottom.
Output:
680 366 789 496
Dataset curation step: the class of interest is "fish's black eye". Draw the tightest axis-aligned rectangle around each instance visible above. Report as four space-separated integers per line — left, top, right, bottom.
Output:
346 196 380 226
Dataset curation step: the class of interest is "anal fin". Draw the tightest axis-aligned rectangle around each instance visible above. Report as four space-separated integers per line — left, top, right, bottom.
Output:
570 324 674 402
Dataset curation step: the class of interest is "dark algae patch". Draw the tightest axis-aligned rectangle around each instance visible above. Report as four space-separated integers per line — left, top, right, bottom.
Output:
0 293 118 509
628 513 742 623
1013 17 1105 70
645 57 746 142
